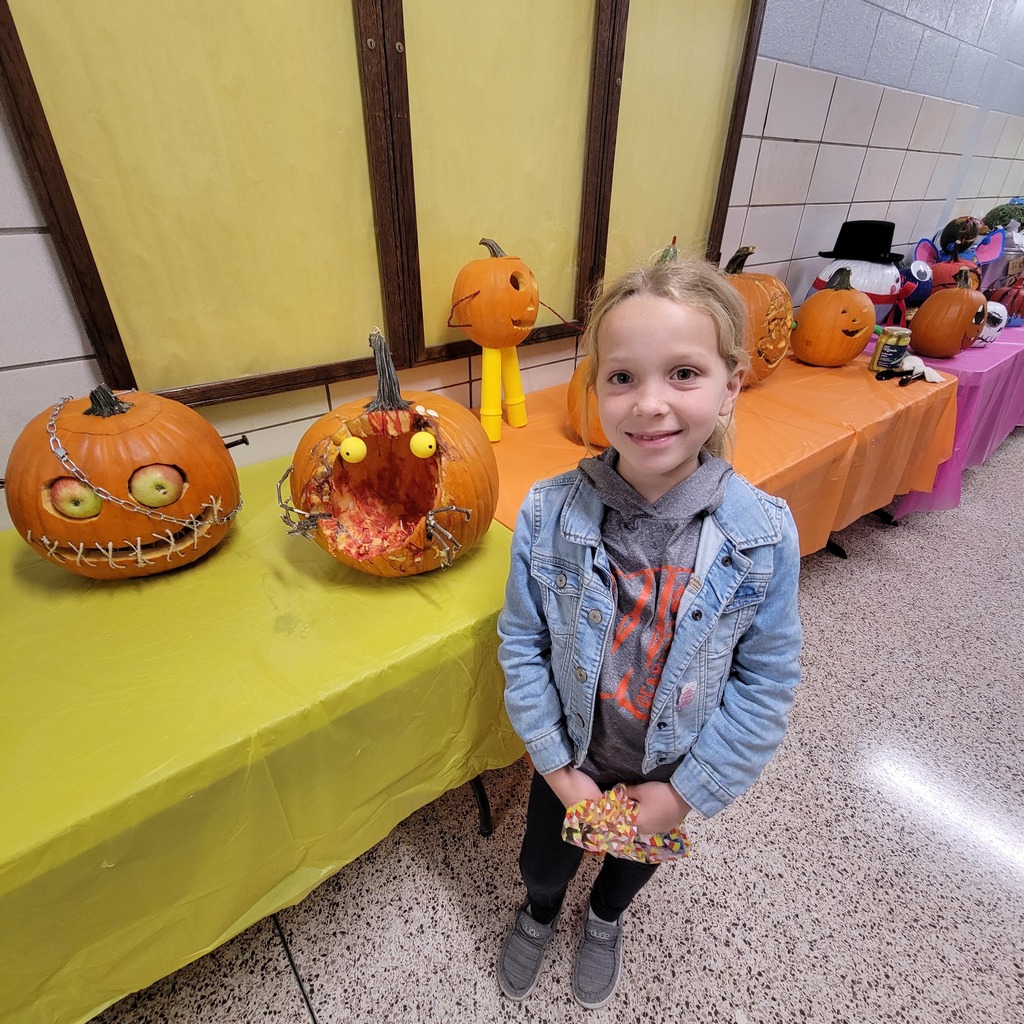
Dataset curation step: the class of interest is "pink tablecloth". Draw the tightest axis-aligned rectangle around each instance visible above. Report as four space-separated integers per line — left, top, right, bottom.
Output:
894 326 1024 517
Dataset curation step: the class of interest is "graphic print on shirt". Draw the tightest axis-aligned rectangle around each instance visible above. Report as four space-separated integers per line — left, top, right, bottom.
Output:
601 564 692 721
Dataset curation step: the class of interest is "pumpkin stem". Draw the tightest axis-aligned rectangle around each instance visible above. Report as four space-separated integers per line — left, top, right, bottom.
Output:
479 238 507 258
724 246 756 274
825 267 855 291
364 327 412 413
84 383 134 417
657 236 679 264
953 267 972 289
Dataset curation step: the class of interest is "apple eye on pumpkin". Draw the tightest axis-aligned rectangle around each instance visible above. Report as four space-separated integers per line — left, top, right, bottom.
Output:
49 476 102 519
128 463 186 508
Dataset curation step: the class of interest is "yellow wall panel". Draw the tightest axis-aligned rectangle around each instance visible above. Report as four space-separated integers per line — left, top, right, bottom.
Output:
605 0 749 280
404 0 595 348
9 1 383 391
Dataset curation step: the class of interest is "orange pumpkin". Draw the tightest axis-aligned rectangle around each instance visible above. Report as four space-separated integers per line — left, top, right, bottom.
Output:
3 384 241 580
284 328 498 576
724 246 794 386
566 356 609 448
910 268 987 358
449 238 539 349
791 267 875 367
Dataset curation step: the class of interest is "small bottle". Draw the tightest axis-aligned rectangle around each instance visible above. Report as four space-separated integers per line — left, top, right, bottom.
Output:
869 326 912 373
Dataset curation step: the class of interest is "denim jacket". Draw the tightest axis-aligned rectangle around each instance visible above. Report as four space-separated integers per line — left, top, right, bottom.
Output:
497 468 802 818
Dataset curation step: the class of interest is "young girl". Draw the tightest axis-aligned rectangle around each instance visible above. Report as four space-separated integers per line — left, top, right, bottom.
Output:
496 256 803 1008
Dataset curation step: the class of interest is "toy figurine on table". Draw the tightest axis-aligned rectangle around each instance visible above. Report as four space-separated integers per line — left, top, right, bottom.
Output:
911 216 1005 297
449 239 540 443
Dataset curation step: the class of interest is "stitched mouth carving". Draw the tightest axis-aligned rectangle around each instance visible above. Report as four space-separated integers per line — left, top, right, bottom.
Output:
24 500 226 571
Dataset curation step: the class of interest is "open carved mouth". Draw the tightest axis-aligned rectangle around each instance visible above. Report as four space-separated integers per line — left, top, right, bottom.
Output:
842 328 863 337
23 498 231 571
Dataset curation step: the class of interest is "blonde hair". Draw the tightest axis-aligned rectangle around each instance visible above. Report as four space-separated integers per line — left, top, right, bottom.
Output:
578 257 749 459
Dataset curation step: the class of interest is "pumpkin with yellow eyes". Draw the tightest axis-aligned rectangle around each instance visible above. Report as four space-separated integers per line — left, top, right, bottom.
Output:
791 267 875 367
3 384 242 579
284 328 498 576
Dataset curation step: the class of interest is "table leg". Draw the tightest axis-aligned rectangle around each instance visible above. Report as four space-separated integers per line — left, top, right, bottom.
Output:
470 774 494 837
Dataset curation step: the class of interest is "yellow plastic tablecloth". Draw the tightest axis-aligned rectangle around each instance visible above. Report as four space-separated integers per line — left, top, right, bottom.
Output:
0 457 523 1024
491 353 957 556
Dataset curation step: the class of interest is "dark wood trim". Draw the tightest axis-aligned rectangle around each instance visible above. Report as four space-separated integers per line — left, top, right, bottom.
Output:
575 0 630 316
0 1 136 388
705 0 766 265
353 0 418 368
156 354 378 408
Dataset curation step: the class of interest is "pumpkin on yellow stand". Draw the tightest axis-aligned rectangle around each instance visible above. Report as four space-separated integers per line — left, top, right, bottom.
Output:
450 239 539 442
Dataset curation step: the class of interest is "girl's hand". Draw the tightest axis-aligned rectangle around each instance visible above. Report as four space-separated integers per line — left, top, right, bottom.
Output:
622 781 691 834
543 766 603 809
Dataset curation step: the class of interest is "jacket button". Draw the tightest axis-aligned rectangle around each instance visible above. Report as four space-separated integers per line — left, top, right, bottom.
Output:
588 608 602 624
555 573 567 589
722 555 732 567
691 609 703 620
575 667 587 682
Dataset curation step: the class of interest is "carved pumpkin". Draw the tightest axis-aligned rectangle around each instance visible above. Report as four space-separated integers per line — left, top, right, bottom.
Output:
985 274 1024 323
283 328 498 576
450 238 539 351
3 384 241 580
566 356 609 448
910 268 987 358
723 246 793 386
791 267 876 367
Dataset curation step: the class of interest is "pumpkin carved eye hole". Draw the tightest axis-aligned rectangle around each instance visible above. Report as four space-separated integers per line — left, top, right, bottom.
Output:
509 273 523 291
972 305 986 325
128 464 186 508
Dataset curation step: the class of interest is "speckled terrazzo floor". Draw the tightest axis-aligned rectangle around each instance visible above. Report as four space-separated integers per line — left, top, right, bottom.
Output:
93 428 1024 1024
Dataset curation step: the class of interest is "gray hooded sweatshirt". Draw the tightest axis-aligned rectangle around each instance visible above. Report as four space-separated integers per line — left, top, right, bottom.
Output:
576 447 733 784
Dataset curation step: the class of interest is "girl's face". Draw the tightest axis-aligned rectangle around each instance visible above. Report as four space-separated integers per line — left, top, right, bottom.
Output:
595 294 742 503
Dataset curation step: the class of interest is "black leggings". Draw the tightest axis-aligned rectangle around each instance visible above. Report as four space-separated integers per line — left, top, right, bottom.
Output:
519 771 659 924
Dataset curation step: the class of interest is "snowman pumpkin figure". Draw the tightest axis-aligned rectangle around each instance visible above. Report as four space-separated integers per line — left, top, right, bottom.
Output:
809 220 917 326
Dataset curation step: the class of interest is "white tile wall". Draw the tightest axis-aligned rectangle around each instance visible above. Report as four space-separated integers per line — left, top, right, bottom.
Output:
723 42 1024 310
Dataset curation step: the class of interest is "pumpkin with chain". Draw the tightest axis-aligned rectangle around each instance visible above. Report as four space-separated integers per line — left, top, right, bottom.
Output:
4 384 242 579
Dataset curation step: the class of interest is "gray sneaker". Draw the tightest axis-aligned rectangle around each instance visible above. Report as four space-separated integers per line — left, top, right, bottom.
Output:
571 911 624 1009
497 902 558 1000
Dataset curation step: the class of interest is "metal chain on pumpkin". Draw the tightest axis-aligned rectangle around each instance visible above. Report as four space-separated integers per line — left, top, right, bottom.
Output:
46 395 242 526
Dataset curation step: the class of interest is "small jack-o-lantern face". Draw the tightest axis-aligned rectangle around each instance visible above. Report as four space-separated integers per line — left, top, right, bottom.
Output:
791 267 876 367
910 268 987 357
4 384 241 579
284 329 498 576
449 238 539 349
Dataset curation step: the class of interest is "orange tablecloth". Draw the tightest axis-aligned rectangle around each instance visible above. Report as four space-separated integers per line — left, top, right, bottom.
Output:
491 354 957 556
